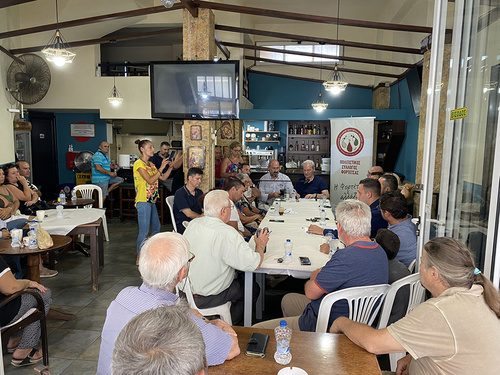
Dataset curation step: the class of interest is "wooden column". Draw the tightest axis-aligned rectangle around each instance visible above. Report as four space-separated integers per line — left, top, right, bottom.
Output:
182 8 217 192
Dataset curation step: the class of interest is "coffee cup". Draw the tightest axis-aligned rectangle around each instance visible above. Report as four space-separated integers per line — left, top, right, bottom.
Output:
36 210 45 222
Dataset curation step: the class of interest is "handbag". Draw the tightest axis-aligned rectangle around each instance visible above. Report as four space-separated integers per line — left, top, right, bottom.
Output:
21 200 51 216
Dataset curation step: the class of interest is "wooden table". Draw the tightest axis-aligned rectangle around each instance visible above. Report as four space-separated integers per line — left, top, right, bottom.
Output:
48 198 95 208
210 327 381 375
0 235 72 282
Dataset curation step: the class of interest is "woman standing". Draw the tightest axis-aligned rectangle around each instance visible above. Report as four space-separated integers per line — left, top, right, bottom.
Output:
220 141 243 179
133 140 171 265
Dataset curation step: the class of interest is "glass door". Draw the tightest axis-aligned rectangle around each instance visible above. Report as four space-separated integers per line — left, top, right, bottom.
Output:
418 0 500 286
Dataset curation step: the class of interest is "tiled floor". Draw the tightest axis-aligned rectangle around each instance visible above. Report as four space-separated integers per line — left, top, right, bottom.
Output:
2 216 299 374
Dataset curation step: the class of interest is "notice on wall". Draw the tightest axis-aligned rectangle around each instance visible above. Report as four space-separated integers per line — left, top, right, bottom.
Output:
330 117 374 205
71 123 95 138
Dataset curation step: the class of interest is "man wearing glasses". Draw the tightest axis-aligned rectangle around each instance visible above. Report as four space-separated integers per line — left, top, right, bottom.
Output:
97 232 239 375
183 190 270 326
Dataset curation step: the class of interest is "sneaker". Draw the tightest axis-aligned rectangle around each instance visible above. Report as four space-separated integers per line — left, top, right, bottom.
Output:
40 268 58 278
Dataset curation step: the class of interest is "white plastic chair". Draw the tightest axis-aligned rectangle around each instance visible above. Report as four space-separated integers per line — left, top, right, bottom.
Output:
182 220 189 229
408 259 417 273
73 184 109 241
315 284 390 333
376 273 426 371
180 277 232 325
165 195 178 232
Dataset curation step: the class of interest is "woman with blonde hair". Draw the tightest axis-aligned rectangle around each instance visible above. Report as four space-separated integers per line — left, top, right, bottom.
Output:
330 237 500 374
133 139 172 265
220 141 243 179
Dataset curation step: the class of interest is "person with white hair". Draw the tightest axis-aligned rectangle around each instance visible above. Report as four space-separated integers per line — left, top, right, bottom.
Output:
254 199 388 332
97 232 239 375
111 305 207 375
183 190 269 325
295 160 329 199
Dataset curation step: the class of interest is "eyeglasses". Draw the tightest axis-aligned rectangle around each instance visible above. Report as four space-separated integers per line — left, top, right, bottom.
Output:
232 149 242 153
188 252 195 263
367 171 383 176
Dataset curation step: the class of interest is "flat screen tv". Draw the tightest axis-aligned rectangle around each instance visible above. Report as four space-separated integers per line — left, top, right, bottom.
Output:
150 60 239 120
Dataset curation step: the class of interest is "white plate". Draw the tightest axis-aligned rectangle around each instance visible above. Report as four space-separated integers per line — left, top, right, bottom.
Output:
277 367 308 375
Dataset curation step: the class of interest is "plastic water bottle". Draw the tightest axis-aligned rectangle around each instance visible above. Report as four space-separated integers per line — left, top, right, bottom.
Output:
71 189 77 202
59 189 66 204
274 200 280 216
283 239 292 263
56 198 64 217
320 208 326 225
274 320 292 365
28 227 37 249
291 189 296 201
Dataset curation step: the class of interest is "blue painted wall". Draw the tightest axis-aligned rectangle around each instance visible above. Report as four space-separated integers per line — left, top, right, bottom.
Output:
55 113 107 186
248 72 373 109
390 78 420 183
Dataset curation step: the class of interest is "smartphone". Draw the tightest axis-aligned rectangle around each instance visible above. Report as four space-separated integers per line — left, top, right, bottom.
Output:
299 256 311 265
203 314 221 321
269 219 284 223
245 332 270 358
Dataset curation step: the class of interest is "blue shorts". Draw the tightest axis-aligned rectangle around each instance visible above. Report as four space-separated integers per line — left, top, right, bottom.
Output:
96 176 123 196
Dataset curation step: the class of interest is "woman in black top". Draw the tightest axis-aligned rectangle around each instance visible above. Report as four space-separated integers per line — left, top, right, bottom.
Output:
0 257 52 367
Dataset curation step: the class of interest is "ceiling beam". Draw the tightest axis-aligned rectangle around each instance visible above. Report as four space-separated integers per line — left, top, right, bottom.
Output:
0 45 25 64
179 0 198 18
244 56 402 78
195 0 432 34
247 69 373 90
0 3 184 40
216 25 422 55
0 0 37 8
223 41 415 69
10 27 183 55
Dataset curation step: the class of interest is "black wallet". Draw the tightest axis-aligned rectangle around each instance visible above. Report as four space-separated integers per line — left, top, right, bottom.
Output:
245 332 270 358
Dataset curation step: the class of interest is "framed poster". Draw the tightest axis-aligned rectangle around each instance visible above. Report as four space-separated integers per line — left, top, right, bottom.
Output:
220 120 235 139
187 146 206 169
190 125 202 140
71 123 95 137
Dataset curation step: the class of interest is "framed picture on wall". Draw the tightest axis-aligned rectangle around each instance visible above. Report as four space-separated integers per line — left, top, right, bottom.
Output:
220 120 235 140
187 146 206 169
190 125 202 140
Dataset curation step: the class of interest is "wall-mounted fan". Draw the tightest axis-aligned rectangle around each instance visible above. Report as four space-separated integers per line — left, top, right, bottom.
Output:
6 53 51 105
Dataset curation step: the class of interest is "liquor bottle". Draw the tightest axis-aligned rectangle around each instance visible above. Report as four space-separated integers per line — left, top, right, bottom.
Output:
288 143 293 151
313 124 317 135
311 140 315 151
316 142 320 152
305 141 309 151
301 141 305 151
295 141 299 151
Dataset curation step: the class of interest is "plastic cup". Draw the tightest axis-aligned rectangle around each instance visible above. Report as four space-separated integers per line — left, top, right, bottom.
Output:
37 210 45 222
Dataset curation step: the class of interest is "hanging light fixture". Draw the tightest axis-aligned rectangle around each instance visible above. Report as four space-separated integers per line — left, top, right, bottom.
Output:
107 76 124 106
198 81 211 101
41 0 76 67
312 46 328 112
160 0 176 8
323 0 348 95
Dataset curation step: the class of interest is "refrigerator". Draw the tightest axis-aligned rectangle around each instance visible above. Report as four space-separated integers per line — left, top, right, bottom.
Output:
14 120 33 170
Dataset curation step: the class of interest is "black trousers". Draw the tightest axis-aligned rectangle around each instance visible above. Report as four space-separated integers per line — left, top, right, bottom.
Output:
194 272 260 326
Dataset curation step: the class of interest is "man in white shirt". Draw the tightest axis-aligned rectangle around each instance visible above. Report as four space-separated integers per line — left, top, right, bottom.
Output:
258 160 294 208
183 190 269 325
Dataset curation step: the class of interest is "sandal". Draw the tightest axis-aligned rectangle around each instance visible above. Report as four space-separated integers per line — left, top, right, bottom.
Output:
40 267 58 278
11 348 43 367
7 346 17 354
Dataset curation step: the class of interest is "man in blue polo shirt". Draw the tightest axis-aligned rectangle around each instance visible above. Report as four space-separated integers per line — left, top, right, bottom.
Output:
172 167 204 234
254 199 388 332
295 160 329 199
91 141 123 202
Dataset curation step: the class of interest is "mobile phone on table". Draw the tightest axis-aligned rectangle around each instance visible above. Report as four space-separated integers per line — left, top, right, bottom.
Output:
269 219 284 223
299 256 311 266
245 332 270 358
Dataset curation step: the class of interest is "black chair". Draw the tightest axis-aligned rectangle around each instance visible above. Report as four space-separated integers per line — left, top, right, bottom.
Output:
0 289 49 366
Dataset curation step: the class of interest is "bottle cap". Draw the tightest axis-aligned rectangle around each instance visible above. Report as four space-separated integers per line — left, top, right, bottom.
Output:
280 320 287 327
286 239 291 242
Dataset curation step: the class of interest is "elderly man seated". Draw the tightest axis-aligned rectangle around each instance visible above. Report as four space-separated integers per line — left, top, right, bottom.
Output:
183 190 269 325
295 160 329 199
111 305 207 375
254 199 388 332
97 232 239 375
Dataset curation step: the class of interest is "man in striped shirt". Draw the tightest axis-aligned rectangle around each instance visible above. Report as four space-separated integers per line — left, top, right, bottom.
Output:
97 232 239 375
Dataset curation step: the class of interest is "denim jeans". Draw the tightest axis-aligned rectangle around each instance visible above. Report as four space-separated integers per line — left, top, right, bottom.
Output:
136 202 161 253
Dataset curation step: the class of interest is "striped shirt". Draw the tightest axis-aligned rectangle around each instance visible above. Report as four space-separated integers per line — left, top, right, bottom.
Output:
97 283 232 374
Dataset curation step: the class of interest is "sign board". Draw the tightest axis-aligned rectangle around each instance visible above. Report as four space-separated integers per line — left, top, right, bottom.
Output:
330 117 375 205
450 107 467 120
71 123 95 137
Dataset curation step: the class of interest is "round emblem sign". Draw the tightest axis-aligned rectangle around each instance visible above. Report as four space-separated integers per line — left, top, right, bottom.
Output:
336 128 364 157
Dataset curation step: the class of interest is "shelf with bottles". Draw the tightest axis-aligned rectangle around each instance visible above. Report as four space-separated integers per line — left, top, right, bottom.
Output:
287 122 329 136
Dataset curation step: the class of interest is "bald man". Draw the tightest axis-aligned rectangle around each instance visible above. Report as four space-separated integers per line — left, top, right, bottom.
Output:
366 166 384 179
91 141 123 202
